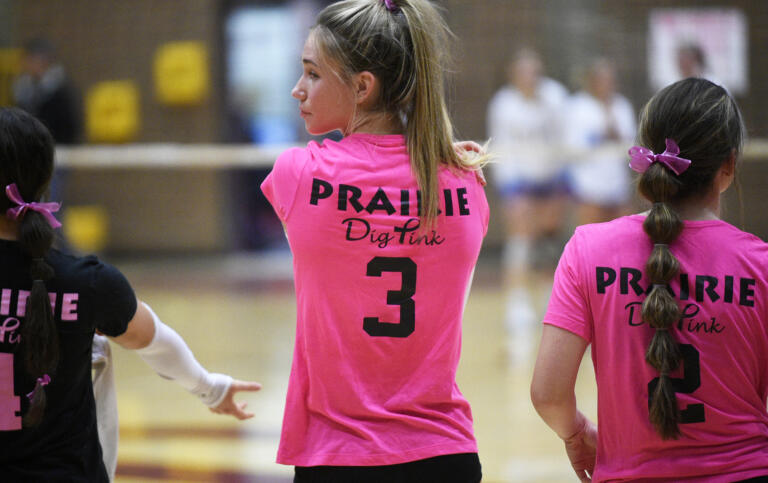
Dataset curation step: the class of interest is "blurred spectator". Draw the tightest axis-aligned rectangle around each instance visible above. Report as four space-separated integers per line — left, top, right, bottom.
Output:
13 38 82 249
563 58 635 226
486 48 569 364
676 41 723 88
677 42 708 79
13 38 82 144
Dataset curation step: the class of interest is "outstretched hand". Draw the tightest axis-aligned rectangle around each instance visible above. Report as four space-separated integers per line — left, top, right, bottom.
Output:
563 418 597 482
209 379 262 420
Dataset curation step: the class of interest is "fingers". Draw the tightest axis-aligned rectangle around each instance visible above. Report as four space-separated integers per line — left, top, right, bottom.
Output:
231 380 262 393
209 400 254 420
226 401 254 420
208 381 260 420
573 469 591 483
565 435 596 482
232 401 255 420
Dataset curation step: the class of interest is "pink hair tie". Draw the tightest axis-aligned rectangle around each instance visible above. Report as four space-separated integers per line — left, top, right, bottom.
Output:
5 183 62 229
26 374 51 401
383 0 398 12
628 138 692 176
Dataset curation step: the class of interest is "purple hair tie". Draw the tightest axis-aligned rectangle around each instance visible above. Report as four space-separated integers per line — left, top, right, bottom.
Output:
383 0 398 12
5 183 62 229
628 138 692 176
26 374 51 401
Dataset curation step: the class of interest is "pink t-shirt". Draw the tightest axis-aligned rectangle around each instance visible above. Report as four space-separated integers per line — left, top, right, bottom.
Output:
545 215 768 482
261 133 489 467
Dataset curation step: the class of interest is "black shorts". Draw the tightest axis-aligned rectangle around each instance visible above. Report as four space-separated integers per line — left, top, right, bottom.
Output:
294 452 482 483
737 477 768 483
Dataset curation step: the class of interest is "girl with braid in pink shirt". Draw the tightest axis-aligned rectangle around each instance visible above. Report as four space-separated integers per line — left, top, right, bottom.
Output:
531 78 768 482
261 0 489 481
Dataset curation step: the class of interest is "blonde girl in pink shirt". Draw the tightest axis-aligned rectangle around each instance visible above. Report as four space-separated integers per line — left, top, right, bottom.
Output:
261 1 489 482
531 78 768 482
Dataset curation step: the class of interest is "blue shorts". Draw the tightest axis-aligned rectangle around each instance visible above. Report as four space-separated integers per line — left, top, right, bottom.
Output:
496 171 570 199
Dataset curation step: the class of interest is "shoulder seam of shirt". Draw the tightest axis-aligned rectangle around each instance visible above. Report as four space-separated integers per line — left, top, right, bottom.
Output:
282 146 314 221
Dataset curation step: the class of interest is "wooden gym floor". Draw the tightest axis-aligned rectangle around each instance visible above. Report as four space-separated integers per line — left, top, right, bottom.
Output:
106 251 598 483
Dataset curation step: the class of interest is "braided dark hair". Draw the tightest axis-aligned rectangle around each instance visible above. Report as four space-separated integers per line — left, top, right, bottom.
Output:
636 78 744 439
0 107 58 426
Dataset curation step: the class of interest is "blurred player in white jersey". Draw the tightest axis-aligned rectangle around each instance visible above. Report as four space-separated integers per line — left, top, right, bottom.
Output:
486 48 568 364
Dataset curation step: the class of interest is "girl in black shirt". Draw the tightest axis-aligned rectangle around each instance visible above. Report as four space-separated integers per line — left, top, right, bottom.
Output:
0 107 261 481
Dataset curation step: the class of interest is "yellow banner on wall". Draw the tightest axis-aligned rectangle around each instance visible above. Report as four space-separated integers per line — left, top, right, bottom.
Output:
0 48 22 107
86 81 140 143
154 41 209 106
63 205 109 254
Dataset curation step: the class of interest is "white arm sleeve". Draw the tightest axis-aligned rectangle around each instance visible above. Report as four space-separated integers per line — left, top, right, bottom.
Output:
135 305 232 408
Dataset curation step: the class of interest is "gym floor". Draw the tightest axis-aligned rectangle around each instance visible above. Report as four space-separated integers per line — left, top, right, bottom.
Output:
108 251 598 483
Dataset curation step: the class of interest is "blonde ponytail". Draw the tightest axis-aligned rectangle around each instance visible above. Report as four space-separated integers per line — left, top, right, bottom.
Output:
312 0 487 226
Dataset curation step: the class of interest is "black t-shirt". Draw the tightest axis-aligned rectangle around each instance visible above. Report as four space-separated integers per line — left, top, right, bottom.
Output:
35 80 82 145
0 239 137 481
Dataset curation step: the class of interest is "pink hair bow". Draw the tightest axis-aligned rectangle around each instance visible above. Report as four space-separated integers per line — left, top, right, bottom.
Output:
383 0 398 11
26 374 51 401
5 183 62 229
628 139 692 176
